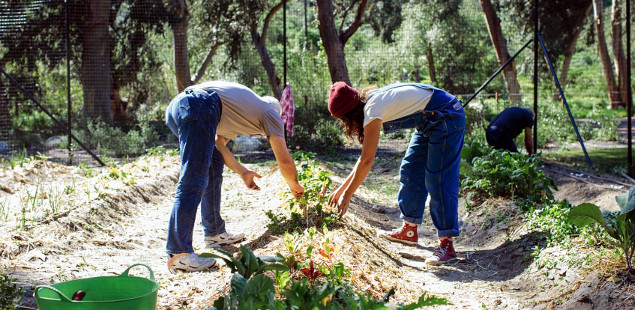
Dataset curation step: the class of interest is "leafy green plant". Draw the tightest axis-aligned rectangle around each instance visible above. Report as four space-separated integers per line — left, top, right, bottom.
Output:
526 200 578 245
568 186 635 274
211 274 278 310
209 254 449 310
202 245 288 280
267 152 337 233
0 272 24 310
461 149 557 205
460 136 490 165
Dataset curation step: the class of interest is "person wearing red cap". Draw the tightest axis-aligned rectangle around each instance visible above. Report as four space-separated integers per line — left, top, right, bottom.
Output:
327 81 465 265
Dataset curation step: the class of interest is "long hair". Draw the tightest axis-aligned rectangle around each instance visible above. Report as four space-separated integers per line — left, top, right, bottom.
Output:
339 86 377 144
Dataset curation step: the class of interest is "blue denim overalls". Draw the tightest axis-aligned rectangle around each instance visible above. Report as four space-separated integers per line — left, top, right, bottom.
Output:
164 88 226 254
373 83 465 237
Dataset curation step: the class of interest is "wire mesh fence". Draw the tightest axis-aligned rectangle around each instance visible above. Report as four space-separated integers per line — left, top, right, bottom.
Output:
0 0 627 167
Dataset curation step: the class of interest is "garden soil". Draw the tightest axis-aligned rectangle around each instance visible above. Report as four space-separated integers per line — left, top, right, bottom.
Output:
1 148 635 309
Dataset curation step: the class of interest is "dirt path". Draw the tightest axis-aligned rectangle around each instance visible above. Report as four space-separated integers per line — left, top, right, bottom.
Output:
1 152 635 309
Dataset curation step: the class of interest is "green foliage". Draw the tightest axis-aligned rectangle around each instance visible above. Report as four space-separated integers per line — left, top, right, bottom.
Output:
287 106 344 155
201 245 288 280
0 272 23 310
460 136 490 166
388 1 495 93
267 152 337 233
208 249 449 310
12 110 54 133
73 121 160 157
461 149 557 205
527 200 578 245
568 187 635 273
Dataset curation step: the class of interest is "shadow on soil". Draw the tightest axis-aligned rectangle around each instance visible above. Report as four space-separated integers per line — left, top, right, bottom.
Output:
432 231 545 283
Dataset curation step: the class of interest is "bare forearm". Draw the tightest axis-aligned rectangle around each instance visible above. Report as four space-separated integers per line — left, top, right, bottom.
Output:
215 137 247 174
278 159 300 185
524 127 534 155
342 157 373 196
269 135 302 188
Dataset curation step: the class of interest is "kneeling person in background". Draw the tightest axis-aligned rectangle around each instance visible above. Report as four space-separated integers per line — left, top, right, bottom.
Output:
486 107 534 155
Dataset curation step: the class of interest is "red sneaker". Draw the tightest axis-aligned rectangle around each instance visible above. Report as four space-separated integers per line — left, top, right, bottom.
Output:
379 224 418 245
425 238 457 265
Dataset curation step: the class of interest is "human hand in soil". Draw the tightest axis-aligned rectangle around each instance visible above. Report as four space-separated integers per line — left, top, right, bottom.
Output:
328 185 351 217
288 182 305 200
241 170 262 190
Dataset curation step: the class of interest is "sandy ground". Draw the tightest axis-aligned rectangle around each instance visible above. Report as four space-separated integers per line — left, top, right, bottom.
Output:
1 148 635 309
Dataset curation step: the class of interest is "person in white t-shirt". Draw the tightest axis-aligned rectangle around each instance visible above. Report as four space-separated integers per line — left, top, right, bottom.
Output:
327 82 465 265
164 81 305 272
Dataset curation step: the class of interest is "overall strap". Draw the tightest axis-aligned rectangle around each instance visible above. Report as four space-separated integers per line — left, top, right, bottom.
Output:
368 83 443 101
367 83 455 111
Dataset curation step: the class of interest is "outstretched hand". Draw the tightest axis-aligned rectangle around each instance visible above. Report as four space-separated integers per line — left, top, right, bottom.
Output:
289 183 305 200
241 170 262 190
328 185 350 217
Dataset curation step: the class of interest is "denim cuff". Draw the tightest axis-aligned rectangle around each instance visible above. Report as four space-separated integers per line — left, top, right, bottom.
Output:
400 214 423 225
436 228 460 238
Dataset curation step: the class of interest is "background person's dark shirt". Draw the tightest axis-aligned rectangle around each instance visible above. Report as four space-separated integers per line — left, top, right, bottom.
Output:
488 107 534 139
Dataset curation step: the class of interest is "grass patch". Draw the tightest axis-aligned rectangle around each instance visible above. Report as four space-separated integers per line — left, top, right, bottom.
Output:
542 146 632 174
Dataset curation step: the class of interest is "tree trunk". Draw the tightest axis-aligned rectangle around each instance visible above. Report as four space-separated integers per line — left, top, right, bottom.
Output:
171 0 191 93
251 25 282 98
560 3 593 90
611 0 628 108
248 1 289 98
479 0 521 104
427 42 436 85
315 0 350 84
592 0 621 108
192 42 227 84
81 0 111 122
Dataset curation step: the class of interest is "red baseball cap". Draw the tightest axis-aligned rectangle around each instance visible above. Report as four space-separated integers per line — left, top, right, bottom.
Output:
328 82 361 118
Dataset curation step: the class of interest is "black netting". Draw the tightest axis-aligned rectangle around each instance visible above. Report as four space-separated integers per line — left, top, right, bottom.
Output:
0 1 629 165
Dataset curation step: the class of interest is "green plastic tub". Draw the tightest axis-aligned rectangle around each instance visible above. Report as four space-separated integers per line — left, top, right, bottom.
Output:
35 264 158 310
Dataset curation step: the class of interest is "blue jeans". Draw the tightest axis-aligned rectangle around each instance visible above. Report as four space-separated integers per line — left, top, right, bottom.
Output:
385 99 465 237
486 126 518 152
165 89 225 254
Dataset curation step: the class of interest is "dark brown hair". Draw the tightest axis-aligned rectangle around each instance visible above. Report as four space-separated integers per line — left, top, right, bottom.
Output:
339 86 377 144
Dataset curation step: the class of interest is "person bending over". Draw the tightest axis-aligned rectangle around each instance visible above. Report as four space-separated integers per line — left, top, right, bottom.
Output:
165 81 305 272
486 107 534 155
327 82 465 265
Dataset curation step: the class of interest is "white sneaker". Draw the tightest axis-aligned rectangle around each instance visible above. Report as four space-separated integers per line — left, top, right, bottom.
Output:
204 232 245 248
167 253 216 273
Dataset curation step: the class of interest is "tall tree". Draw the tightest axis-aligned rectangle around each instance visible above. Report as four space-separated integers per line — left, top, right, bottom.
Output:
559 3 593 89
592 0 622 108
315 0 368 84
0 1 171 123
366 0 408 43
169 0 241 93
396 0 491 93
168 0 191 92
250 1 289 99
479 0 521 104
610 0 628 109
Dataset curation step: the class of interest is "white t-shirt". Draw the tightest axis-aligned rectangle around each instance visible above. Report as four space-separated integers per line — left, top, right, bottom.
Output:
195 81 284 140
363 86 433 127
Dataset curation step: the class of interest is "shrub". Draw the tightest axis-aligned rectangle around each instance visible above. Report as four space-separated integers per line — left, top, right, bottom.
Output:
71 121 160 157
461 149 557 205
287 105 343 155
0 272 23 310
